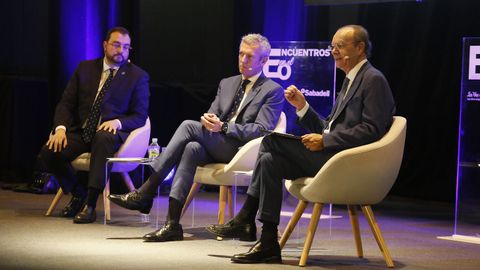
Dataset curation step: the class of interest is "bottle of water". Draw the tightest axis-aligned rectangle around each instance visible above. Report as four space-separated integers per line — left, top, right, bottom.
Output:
148 138 160 160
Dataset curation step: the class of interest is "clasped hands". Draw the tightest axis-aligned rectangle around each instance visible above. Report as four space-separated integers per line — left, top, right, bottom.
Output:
285 85 324 152
200 113 223 132
46 119 121 152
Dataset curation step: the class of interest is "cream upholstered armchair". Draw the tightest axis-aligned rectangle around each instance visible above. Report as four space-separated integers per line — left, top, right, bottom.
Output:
182 112 287 225
279 116 406 267
45 117 151 221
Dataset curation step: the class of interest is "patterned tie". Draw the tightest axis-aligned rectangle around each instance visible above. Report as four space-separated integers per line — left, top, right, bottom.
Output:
225 79 250 122
81 68 115 143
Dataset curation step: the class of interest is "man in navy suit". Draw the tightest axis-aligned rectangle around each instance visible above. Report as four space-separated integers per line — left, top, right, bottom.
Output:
207 25 396 263
109 34 284 242
40 27 149 224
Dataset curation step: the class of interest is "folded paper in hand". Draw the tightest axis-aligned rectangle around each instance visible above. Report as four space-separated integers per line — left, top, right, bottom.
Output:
261 130 301 140
107 157 153 163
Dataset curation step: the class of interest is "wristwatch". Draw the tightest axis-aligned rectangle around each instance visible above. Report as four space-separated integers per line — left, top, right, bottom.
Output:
221 122 229 134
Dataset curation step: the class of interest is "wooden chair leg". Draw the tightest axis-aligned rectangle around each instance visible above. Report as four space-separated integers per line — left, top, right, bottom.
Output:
218 185 228 225
104 179 111 221
361 205 394 268
119 172 135 191
348 205 363 258
227 186 234 219
45 188 64 216
299 203 324 267
279 200 308 249
181 182 201 218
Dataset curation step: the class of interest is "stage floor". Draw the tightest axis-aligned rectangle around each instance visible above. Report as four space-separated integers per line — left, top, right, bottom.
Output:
0 186 479 270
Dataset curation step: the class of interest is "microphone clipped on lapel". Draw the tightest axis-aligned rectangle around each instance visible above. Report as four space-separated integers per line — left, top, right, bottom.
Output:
121 59 131 75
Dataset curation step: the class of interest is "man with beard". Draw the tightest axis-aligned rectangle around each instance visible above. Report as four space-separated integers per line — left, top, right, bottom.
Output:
39 26 149 224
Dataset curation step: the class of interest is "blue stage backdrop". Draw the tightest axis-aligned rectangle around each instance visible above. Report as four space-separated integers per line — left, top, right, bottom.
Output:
263 41 336 135
455 37 480 239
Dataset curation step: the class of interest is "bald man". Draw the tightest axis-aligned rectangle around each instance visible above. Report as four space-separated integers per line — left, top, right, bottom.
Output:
206 25 396 264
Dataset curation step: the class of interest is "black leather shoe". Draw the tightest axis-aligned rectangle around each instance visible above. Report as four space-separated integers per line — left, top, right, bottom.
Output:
73 205 96 224
108 191 153 214
12 173 52 194
61 195 86 217
143 222 183 242
231 241 282 264
206 219 257 241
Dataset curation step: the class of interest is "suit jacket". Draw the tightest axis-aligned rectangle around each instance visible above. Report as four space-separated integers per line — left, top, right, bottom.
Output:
53 58 150 141
208 74 284 142
299 62 395 151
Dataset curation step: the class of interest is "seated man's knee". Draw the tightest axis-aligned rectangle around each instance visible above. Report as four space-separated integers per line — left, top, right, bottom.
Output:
259 135 277 152
257 151 274 165
178 120 202 131
184 141 203 155
92 130 117 144
39 144 54 163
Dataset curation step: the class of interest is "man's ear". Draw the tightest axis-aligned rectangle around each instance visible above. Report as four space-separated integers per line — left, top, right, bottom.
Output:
357 41 366 55
261 56 269 65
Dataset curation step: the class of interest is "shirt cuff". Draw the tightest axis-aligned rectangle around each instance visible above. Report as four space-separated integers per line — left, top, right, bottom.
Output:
55 125 66 132
296 102 310 119
115 119 122 130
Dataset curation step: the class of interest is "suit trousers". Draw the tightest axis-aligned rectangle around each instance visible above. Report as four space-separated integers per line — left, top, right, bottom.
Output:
39 130 122 194
246 134 336 224
138 120 244 204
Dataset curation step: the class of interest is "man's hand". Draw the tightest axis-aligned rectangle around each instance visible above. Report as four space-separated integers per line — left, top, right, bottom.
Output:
285 85 307 111
46 129 67 152
301 133 324 151
200 113 222 132
98 119 121 134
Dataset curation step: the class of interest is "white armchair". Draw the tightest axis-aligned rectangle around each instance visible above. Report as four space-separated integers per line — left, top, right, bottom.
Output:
279 116 407 267
182 112 287 225
45 117 151 222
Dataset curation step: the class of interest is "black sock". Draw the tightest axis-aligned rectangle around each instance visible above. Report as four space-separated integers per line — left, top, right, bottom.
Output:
167 197 183 224
260 220 278 246
234 194 259 224
71 183 87 198
86 188 100 209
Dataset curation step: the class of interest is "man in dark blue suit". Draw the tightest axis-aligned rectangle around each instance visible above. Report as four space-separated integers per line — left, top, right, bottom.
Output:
207 25 396 263
109 34 284 242
40 27 149 223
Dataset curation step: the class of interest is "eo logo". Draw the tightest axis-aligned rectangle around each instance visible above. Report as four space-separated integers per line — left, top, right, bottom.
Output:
264 47 332 81
264 49 294 80
469 45 480 80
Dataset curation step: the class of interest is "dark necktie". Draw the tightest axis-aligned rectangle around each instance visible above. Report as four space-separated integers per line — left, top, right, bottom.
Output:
225 79 250 122
331 77 350 117
81 68 115 143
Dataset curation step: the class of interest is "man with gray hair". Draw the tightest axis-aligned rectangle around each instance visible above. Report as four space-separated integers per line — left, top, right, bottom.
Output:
109 33 284 242
207 25 395 263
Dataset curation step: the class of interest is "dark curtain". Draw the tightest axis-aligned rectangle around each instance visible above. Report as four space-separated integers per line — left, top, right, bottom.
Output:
2 0 480 201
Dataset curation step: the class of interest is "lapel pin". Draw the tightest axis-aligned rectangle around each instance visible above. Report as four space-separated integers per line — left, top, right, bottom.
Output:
121 71 126 75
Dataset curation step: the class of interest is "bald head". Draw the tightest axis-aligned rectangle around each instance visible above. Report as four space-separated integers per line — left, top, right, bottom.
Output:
331 25 372 74
337 25 372 58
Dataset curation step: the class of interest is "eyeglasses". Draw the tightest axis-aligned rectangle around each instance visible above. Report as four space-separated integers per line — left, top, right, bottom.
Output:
328 41 358 51
108 42 132 51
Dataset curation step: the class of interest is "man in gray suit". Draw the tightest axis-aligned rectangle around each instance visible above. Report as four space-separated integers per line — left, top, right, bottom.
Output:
207 25 396 263
109 33 284 242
